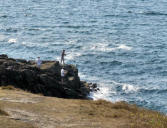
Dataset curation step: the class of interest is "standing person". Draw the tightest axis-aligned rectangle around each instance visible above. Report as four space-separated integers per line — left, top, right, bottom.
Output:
61 67 65 84
61 50 66 65
36 57 42 68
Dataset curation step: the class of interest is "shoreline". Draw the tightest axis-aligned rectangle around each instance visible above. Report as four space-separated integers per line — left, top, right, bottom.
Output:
0 55 167 127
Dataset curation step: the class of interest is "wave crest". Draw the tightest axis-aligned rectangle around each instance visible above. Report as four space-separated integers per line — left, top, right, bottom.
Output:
117 44 132 50
8 38 17 43
91 43 132 52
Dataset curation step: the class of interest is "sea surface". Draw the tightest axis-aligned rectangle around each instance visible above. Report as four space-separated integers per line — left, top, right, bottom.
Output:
0 0 167 113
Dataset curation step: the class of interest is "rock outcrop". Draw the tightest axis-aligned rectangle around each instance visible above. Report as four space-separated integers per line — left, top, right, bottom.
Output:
0 54 95 99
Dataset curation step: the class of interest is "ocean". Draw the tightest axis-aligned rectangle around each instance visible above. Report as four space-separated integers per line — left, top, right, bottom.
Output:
0 0 167 113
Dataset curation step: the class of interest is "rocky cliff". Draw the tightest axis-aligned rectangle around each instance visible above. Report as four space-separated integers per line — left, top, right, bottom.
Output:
0 54 95 99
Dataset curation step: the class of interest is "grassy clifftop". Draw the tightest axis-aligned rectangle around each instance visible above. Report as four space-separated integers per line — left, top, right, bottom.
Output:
0 86 167 128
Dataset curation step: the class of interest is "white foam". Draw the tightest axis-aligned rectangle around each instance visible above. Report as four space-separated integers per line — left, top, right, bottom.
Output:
90 43 132 52
112 80 139 93
80 71 138 100
91 43 116 52
117 44 132 50
22 41 38 47
91 43 108 50
89 81 140 103
66 52 81 60
122 84 138 93
8 38 17 43
22 41 27 45
90 86 112 100
21 41 37 48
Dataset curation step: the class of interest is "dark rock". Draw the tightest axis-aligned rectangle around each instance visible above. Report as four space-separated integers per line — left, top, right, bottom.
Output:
0 54 8 59
0 54 96 99
92 83 97 88
16 59 27 63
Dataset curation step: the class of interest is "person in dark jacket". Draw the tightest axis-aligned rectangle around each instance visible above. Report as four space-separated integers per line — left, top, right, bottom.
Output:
61 50 66 65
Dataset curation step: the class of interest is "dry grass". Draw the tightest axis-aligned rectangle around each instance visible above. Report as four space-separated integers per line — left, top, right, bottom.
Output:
78 99 167 128
0 105 35 128
0 88 166 128
128 109 167 128
0 117 36 128
0 108 8 116
1 85 18 90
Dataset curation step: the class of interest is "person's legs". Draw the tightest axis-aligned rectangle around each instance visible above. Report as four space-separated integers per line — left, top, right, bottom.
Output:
61 56 64 64
61 77 64 84
37 64 40 68
61 57 63 64
62 60 64 65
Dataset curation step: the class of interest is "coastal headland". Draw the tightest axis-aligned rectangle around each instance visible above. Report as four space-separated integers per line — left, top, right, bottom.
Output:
0 54 167 128
0 54 97 99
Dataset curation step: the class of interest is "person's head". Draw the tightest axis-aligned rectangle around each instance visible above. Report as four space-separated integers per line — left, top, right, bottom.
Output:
63 50 65 52
37 57 40 59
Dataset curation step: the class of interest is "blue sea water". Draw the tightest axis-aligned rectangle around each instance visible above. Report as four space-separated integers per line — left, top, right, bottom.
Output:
0 0 167 113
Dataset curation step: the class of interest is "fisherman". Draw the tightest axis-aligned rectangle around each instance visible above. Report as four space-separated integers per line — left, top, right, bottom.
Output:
36 57 42 68
61 50 66 65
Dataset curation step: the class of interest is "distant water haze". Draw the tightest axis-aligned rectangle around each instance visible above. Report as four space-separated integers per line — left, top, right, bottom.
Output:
0 0 167 113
